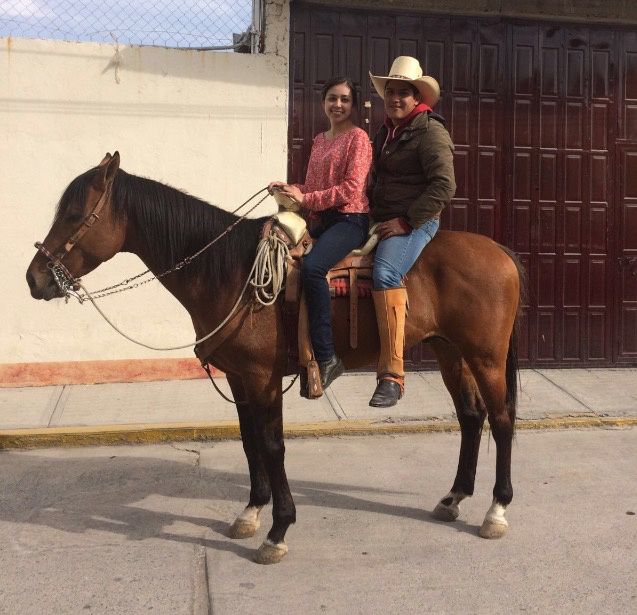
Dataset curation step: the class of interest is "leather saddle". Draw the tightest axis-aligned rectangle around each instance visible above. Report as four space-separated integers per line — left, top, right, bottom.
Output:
262 211 376 398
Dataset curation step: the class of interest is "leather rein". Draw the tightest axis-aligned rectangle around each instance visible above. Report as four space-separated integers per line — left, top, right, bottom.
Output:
34 185 268 304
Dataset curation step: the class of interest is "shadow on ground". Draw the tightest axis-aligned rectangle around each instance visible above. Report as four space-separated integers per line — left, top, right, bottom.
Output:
0 444 478 561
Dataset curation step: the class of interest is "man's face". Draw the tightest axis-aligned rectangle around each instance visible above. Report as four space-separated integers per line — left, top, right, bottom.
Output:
384 80 420 125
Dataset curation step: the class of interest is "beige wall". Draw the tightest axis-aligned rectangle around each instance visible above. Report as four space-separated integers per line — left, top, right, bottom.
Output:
1 2 290 366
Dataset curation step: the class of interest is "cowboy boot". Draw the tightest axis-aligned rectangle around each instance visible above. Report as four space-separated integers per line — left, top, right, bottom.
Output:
369 287 408 407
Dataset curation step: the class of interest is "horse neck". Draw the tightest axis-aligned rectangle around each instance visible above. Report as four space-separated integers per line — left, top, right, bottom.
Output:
119 191 255 321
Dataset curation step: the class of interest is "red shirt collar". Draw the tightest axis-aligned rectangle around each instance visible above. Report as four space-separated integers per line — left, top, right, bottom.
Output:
384 102 432 143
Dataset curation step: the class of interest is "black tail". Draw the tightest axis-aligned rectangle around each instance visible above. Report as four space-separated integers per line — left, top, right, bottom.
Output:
497 245 527 423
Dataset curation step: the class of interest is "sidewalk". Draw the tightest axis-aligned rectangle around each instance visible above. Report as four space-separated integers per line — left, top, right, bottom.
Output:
1 368 636 448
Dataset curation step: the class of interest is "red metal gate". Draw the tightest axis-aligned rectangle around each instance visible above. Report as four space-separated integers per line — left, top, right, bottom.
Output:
289 4 637 367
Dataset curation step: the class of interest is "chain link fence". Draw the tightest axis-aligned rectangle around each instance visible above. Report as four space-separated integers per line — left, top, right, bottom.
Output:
0 0 254 49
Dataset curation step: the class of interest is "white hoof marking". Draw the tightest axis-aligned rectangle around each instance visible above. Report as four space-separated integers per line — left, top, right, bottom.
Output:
479 500 508 539
255 539 288 565
228 506 262 539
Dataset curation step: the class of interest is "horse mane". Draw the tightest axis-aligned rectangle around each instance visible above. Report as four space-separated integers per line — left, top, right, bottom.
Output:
57 166 266 288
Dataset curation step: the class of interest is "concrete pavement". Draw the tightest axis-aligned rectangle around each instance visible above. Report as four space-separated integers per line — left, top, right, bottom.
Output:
1 368 637 448
0 430 635 613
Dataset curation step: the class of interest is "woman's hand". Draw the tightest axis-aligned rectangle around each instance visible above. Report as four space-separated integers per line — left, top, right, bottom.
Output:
375 218 412 240
267 181 286 194
280 184 305 205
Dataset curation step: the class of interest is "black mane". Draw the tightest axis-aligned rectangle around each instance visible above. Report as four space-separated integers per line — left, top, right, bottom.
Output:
57 167 266 288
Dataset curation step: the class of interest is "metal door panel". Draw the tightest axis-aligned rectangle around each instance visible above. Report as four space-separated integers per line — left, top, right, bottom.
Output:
616 148 637 358
290 5 632 366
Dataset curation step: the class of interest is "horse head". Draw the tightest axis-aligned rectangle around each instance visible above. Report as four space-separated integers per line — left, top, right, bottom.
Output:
26 152 127 300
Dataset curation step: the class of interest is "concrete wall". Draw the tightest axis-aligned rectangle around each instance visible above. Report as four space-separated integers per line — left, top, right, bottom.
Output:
1 1 290 379
306 0 637 24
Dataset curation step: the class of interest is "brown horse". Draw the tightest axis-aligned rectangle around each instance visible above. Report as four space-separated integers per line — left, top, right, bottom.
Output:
26 152 524 564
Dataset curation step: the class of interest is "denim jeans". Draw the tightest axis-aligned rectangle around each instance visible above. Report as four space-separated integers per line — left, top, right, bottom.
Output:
373 218 440 289
302 211 369 362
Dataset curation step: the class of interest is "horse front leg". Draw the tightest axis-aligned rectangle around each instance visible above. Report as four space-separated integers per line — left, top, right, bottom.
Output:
226 374 271 539
247 379 295 564
432 343 487 522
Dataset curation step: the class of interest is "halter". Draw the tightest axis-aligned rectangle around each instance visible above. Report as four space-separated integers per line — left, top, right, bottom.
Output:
34 183 112 303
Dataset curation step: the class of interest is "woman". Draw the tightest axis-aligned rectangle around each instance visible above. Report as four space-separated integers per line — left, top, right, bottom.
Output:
367 56 456 407
269 77 372 390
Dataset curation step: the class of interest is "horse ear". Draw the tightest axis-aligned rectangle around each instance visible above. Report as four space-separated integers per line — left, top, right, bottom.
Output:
107 152 120 182
92 152 120 190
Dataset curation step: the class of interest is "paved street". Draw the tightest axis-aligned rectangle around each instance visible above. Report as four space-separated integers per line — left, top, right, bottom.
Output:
1 428 635 614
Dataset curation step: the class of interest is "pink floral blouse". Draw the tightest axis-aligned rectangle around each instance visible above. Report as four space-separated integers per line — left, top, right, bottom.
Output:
295 127 372 214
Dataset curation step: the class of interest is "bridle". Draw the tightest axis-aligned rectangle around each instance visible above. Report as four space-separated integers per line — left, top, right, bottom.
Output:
34 183 112 303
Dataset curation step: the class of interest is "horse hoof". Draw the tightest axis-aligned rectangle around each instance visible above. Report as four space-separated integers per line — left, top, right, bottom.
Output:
227 518 260 539
479 520 508 539
432 501 460 522
254 539 288 565
479 500 508 538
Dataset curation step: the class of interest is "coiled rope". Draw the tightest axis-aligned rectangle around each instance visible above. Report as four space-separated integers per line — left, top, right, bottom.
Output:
250 232 290 306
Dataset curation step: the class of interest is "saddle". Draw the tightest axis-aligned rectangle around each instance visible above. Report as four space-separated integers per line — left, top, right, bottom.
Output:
262 211 376 398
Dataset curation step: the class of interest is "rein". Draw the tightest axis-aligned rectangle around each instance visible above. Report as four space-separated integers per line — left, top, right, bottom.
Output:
74 230 287 351
34 184 300 402
35 187 270 303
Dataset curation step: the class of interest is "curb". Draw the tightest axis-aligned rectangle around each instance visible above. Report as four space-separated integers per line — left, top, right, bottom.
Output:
0 416 635 449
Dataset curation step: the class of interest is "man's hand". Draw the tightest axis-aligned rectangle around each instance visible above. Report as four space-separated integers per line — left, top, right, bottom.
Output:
375 218 411 240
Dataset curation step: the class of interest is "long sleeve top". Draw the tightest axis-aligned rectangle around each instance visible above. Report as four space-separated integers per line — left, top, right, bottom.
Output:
295 127 372 214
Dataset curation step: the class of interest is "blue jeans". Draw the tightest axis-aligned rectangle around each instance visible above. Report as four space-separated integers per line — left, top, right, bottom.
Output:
373 218 440 289
302 211 369 362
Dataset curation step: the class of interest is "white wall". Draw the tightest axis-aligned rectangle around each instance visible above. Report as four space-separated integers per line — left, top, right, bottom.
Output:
0 3 289 365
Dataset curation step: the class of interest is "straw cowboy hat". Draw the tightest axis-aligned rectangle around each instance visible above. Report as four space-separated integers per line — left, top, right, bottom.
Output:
369 56 440 108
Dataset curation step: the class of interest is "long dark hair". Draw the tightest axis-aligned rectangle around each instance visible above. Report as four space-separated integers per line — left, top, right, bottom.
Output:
320 76 358 107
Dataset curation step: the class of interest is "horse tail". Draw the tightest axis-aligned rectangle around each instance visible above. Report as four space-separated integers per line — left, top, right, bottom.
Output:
497 244 527 423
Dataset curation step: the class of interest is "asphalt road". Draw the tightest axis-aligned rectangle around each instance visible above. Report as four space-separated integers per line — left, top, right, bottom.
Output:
0 428 635 614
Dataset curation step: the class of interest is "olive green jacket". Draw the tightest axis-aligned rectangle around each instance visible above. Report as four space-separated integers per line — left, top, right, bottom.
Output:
368 112 456 228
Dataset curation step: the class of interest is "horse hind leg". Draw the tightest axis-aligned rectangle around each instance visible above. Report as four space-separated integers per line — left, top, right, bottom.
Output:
431 341 486 522
226 375 271 540
468 357 515 539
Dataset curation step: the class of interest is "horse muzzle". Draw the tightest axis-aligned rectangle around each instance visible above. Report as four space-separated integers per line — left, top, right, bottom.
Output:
26 266 65 301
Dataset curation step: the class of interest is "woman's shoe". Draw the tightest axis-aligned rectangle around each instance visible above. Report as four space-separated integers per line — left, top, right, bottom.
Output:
318 354 344 389
369 378 403 407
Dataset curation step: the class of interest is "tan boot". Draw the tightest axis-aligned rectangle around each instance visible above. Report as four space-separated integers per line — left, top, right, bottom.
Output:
370 287 408 407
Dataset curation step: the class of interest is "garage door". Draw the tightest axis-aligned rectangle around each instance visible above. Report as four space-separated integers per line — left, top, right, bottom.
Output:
289 5 637 366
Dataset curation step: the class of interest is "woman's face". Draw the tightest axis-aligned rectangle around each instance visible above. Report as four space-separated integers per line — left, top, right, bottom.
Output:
384 79 420 124
323 83 354 126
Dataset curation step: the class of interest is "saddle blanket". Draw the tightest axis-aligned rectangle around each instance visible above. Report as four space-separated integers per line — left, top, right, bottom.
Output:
329 276 373 298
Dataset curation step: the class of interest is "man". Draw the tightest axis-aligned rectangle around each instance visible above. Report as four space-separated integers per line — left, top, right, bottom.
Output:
367 56 456 407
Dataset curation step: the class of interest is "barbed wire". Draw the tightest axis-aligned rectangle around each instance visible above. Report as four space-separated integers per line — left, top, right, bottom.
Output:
0 0 252 49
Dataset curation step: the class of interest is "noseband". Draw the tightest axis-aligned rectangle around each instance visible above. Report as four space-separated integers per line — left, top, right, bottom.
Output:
34 184 112 303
